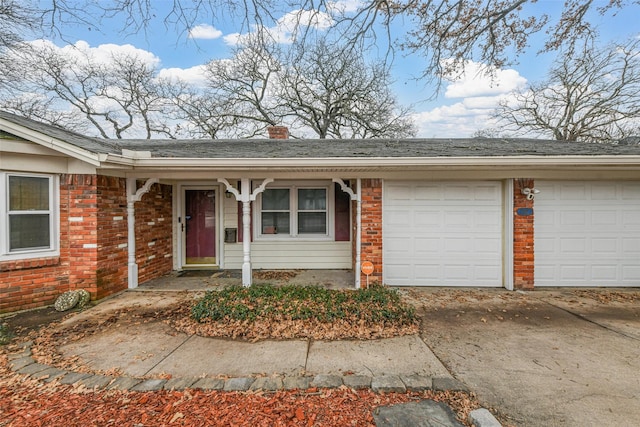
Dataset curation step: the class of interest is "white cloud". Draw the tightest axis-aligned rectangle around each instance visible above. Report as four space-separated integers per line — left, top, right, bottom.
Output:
27 39 162 68
225 9 334 46
327 0 364 14
157 65 208 86
443 60 527 98
411 61 527 137
188 24 223 40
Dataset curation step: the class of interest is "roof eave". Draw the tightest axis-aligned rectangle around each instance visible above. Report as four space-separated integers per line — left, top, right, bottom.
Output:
0 117 101 166
99 155 640 171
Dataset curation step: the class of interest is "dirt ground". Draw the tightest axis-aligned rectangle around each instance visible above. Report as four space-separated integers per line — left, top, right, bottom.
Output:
0 290 482 427
2 287 639 427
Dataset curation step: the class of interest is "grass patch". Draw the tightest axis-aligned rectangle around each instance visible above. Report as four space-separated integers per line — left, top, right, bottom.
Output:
177 284 418 340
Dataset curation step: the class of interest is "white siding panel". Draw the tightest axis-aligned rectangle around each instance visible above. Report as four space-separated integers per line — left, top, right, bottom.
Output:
534 181 640 287
223 241 352 269
383 181 503 287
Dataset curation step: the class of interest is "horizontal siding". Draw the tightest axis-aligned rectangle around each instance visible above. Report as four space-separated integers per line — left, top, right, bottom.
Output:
222 197 238 228
224 241 352 269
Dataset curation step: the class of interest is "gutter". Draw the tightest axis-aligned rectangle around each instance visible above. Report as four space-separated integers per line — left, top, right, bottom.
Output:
0 117 101 166
100 155 640 170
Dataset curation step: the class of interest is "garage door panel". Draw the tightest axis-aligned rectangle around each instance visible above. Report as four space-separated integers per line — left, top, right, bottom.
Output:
623 238 640 253
622 184 640 199
560 238 587 253
535 181 640 287
415 237 439 254
592 265 618 280
385 209 411 226
591 238 618 254
384 181 503 287
622 212 640 226
415 210 442 226
475 238 501 253
560 210 587 226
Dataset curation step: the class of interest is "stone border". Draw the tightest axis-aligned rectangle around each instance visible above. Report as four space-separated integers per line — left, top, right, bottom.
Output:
7 341 466 393
6 341 501 426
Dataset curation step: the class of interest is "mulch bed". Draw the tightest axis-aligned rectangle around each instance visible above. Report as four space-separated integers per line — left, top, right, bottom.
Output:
0 353 479 427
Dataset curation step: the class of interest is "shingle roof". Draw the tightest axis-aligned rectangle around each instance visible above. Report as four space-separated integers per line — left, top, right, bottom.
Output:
2 110 640 159
116 137 640 158
0 111 119 154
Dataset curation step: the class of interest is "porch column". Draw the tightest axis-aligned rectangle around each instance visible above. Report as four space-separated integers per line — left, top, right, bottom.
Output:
218 177 274 286
126 177 158 289
240 179 252 286
333 178 362 289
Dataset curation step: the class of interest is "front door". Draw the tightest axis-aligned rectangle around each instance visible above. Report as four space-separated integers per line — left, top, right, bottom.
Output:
184 189 217 265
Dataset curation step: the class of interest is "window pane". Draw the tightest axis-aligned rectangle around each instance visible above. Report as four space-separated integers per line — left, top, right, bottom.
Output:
9 176 49 211
298 212 326 234
9 214 51 250
261 212 290 234
262 189 290 210
298 189 326 210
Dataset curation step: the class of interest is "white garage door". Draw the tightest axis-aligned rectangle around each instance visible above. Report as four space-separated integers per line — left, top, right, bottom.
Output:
535 181 640 287
383 181 503 287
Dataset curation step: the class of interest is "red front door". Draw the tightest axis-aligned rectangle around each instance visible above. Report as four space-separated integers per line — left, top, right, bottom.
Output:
185 189 216 265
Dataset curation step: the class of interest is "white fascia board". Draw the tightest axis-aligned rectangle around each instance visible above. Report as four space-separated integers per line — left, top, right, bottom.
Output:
103 155 640 170
0 118 101 166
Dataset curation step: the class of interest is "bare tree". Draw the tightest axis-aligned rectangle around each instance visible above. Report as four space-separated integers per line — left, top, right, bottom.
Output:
202 35 286 138
280 38 415 138
24 0 640 87
495 37 640 142
161 81 240 138
2 42 175 138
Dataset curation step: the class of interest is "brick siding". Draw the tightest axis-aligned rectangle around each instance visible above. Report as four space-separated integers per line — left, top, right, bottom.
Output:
0 175 174 314
134 182 173 285
513 179 535 290
359 179 383 286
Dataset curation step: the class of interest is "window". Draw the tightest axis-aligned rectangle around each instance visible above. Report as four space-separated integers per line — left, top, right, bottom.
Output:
298 189 326 234
1 173 58 260
259 185 328 237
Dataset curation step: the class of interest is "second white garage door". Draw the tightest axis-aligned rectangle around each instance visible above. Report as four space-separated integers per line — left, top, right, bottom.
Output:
534 181 640 286
383 181 503 287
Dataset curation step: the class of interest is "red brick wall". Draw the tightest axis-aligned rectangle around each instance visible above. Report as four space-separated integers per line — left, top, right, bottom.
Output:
360 179 383 286
514 179 535 290
66 174 99 295
0 258 69 313
0 174 163 314
95 176 129 299
135 182 173 284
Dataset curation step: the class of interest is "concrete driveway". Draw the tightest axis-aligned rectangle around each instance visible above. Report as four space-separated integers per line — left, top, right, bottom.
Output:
406 288 640 427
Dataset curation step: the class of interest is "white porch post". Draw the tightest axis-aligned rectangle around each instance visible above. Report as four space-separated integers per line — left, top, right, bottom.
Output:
240 179 252 286
126 177 159 289
333 178 362 289
218 177 274 287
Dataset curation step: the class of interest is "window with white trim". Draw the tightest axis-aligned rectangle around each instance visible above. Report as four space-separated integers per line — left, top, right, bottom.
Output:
1 173 58 260
258 184 330 238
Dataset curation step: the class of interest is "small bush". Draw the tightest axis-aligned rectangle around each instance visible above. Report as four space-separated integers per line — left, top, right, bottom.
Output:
191 284 416 326
0 323 13 345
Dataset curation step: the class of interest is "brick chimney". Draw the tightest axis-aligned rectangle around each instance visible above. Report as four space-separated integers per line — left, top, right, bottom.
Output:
267 126 289 139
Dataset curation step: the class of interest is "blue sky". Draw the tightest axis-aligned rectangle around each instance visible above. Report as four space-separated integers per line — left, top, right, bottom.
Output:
33 0 640 137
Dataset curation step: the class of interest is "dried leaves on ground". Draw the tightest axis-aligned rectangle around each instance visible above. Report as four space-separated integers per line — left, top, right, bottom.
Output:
0 354 480 427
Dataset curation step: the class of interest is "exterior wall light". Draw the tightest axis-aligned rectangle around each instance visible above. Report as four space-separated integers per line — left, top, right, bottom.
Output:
521 187 540 200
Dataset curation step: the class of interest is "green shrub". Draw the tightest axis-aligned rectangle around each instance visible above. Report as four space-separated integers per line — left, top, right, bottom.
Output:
0 323 13 345
190 284 416 325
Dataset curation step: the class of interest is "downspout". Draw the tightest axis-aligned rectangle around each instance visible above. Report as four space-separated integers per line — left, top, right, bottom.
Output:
333 178 362 289
218 177 273 287
126 177 158 289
